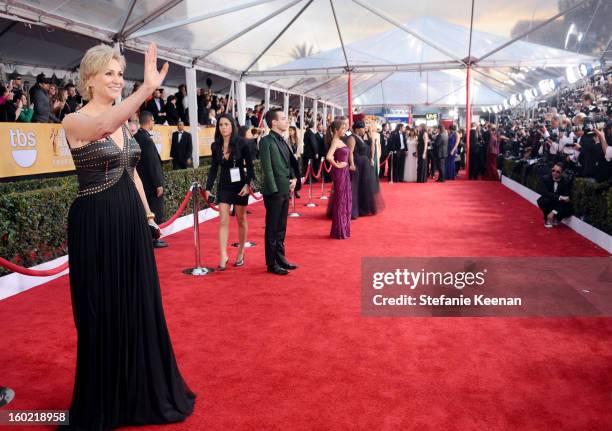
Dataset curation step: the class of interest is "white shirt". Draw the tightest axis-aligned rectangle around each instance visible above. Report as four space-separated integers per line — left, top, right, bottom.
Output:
606 146 612 162
399 133 405 150
177 131 183 141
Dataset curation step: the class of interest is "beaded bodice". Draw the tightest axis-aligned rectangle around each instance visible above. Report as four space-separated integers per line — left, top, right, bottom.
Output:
70 125 141 197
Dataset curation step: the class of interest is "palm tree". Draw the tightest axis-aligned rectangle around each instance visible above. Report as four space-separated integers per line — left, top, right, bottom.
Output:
290 42 318 59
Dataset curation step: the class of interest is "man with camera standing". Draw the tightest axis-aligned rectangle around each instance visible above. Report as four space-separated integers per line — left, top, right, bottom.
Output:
135 111 167 248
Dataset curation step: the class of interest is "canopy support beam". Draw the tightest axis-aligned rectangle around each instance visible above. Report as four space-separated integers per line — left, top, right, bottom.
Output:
185 66 200 168
329 0 349 68
128 0 279 39
116 0 138 40
121 0 184 38
193 0 303 64
477 0 588 62
242 0 315 75
350 0 465 66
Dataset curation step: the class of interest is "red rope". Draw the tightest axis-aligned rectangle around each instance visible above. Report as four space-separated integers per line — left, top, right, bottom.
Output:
248 187 264 201
199 189 219 212
159 189 193 228
312 160 324 180
324 161 333 173
0 256 68 277
302 163 312 184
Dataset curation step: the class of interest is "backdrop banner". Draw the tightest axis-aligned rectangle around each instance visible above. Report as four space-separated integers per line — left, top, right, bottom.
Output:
0 123 214 178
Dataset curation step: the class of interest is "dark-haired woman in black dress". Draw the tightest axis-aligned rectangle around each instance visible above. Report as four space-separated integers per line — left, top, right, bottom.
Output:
205 114 254 270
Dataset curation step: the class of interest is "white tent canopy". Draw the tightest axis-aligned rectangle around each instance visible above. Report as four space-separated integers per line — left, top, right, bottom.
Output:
0 0 610 107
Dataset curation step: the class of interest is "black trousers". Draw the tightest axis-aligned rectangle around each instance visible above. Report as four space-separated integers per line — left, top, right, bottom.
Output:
537 196 573 221
468 151 480 180
393 150 406 182
435 156 446 181
263 193 290 268
427 150 435 177
416 156 427 182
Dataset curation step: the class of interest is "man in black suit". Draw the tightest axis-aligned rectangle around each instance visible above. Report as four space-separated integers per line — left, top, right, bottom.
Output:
316 122 330 181
537 162 573 228
302 121 320 182
433 125 448 182
135 111 167 248
389 123 406 182
170 121 193 170
146 89 166 124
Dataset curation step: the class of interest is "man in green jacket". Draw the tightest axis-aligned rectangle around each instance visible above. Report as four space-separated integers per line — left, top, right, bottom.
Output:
259 108 299 275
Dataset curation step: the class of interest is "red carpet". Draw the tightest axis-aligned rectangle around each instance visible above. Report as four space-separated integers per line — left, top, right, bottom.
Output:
1 177 611 430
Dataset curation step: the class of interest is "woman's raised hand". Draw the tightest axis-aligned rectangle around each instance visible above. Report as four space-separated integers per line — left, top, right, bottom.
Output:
143 43 169 91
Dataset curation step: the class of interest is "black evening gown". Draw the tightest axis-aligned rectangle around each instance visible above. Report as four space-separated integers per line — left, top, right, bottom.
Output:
351 135 380 218
65 124 195 430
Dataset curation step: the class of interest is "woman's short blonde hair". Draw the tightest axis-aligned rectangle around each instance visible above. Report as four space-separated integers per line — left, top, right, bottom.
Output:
78 44 126 100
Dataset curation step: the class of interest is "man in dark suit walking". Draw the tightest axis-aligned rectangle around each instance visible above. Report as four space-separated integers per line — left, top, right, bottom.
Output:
389 123 406 182
170 121 193 170
259 108 298 275
537 162 573 228
433 125 448 182
302 121 320 181
135 111 167 248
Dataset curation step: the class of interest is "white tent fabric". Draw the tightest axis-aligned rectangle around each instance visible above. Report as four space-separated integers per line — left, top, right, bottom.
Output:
0 0 610 107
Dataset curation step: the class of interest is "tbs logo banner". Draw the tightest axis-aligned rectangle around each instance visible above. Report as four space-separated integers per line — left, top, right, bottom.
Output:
10 128 37 168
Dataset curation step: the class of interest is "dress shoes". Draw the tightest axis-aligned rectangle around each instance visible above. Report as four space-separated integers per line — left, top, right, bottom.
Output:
278 261 298 270
153 239 168 248
267 265 289 275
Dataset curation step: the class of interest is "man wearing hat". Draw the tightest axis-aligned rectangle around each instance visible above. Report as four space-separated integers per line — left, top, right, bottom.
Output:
8 72 23 92
29 74 58 123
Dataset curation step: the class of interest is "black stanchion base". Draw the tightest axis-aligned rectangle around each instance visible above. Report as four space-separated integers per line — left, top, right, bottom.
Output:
231 241 257 248
183 266 215 276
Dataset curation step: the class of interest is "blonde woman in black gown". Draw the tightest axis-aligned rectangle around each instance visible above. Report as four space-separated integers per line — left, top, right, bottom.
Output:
61 43 195 430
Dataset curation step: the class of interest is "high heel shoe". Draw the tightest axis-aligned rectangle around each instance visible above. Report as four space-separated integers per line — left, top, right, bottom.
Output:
234 255 245 267
217 257 229 271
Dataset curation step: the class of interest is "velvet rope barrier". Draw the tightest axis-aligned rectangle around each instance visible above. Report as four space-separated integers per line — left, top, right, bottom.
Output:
302 163 313 184
199 189 220 212
379 153 391 177
0 256 69 277
312 160 325 180
248 187 264 201
1 186 199 277
159 189 193 228
323 161 333 173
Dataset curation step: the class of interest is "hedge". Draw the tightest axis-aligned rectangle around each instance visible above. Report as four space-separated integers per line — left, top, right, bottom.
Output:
0 159 263 276
501 158 612 235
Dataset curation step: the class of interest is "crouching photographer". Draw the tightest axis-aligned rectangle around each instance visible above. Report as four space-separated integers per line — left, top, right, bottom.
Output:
537 162 573 228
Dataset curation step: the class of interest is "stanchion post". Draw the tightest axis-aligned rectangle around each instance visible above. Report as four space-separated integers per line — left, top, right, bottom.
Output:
289 190 301 217
389 152 395 184
183 182 214 276
305 159 317 207
320 157 328 200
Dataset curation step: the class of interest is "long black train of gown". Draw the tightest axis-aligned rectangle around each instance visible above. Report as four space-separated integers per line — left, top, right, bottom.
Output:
350 134 380 218
65 124 195 430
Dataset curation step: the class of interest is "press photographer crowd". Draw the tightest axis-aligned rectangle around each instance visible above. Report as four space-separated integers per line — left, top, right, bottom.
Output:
479 67 612 227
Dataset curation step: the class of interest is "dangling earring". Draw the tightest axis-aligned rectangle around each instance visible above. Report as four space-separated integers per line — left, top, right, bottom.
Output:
88 86 94 100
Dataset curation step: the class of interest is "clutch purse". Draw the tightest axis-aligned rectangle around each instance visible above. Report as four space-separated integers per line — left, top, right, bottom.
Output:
148 220 161 239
